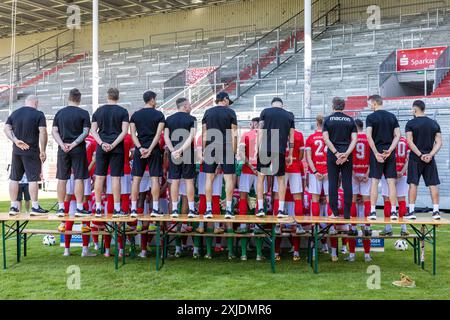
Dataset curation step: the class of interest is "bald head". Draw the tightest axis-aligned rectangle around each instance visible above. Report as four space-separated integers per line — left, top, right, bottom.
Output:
25 95 39 108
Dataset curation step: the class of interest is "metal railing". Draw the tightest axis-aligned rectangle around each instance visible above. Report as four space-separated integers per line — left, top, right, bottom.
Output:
434 46 450 90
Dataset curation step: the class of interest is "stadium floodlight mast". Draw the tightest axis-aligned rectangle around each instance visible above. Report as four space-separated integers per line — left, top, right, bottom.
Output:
304 0 312 120
92 0 99 112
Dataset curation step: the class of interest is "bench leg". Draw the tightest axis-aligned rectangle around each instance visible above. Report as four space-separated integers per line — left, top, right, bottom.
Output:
122 223 126 266
2 221 6 270
270 224 275 274
23 233 27 257
421 225 425 270
433 225 436 276
155 222 161 271
114 223 119 271
16 222 21 263
413 238 417 264
314 224 319 274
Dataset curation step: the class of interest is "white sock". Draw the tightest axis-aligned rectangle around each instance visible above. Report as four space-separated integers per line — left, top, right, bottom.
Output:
278 201 285 212
188 202 195 211
77 203 83 211
96 202 102 210
82 246 88 254
409 204 415 213
58 202 64 210
365 253 371 259
114 203 120 212
349 253 355 258
172 202 179 211
226 201 232 212
153 201 159 212
371 206 376 212
175 246 181 253
131 201 137 211
401 224 407 232
141 250 146 255
240 223 246 229
193 247 199 254
198 222 204 228
385 224 392 232
32 201 39 209
331 248 337 257
11 201 19 209
433 204 439 212
105 248 110 255
206 202 212 211
342 245 347 251
119 249 124 255
258 200 264 210
64 248 70 255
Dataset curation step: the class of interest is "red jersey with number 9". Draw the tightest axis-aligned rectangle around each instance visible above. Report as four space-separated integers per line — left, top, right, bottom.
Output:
305 131 327 174
352 133 370 175
396 137 409 175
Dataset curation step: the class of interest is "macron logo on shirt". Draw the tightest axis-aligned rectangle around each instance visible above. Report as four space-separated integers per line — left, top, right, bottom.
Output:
329 116 351 122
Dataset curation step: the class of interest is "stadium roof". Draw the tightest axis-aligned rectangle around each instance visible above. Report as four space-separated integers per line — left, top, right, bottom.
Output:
0 0 239 38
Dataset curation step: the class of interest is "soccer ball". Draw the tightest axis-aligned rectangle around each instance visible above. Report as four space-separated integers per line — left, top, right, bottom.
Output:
43 234 56 246
394 240 408 251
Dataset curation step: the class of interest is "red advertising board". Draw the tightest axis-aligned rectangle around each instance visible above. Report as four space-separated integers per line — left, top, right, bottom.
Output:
397 46 447 71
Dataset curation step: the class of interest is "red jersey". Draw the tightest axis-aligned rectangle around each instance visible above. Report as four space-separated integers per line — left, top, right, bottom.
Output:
353 133 370 175
285 130 305 174
240 129 258 175
396 137 409 175
305 130 327 174
86 135 97 177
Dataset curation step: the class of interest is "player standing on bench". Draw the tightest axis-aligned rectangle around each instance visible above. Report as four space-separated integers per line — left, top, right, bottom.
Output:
405 100 442 220
322 97 357 220
202 92 238 219
5 95 48 216
91 88 130 217
52 88 91 217
366 95 401 221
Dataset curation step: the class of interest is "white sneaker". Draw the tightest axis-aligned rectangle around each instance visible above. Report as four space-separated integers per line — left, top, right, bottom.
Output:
138 251 147 259
81 251 97 257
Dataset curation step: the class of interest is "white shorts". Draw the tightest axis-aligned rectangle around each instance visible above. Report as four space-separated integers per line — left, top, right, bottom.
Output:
106 174 131 195
238 174 267 193
352 175 371 197
308 174 329 196
139 171 151 193
198 172 223 196
66 175 91 196
381 176 408 198
273 173 303 194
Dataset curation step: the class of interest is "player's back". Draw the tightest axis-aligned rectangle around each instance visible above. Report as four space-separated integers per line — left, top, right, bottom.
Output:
353 133 370 174
306 131 327 174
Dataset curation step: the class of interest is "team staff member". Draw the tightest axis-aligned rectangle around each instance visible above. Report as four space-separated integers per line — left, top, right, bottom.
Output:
52 88 91 217
130 90 165 218
405 100 442 220
164 98 197 218
202 92 238 219
91 88 129 218
5 95 48 216
256 97 295 218
322 97 357 219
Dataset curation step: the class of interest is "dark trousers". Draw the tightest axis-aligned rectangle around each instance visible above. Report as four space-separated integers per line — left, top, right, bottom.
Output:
327 153 353 219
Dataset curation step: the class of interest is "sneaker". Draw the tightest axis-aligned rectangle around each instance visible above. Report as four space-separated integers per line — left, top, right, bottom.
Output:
400 230 410 237
94 209 103 218
56 208 65 217
193 253 200 259
204 210 213 219
30 206 49 216
390 212 399 221
228 255 236 260
57 223 66 232
113 210 127 218
214 227 224 234
405 212 417 220
296 226 306 235
348 229 358 237
380 229 393 237
187 210 198 219
363 228 373 237
344 255 355 262
171 210 179 219
275 224 282 235
81 251 97 257
432 211 441 220
196 227 205 234
329 213 339 219
293 254 301 262
236 227 248 234
256 209 265 218
138 251 147 259
365 255 373 263
341 247 348 255
277 210 287 219
256 255 265 261
224 210 235 219
392 273 416 288
331 255 339 262
368 212 377 221
130 210 138 218
204 254 212 260
9 207 19 216
75 208 91 217
321 247 329 254
275 254 281 262
240 255 248 261
150 209 163 218
174 251 181 258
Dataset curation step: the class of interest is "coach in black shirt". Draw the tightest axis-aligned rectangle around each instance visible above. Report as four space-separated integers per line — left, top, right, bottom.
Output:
130 90 165 218
366 95 401 221
323 97 357 220
165 98 197 219
256 97 295 218
91 88 129 217
202 92 237 219
4 95 48 216
52 88 91 217
405 100 442 220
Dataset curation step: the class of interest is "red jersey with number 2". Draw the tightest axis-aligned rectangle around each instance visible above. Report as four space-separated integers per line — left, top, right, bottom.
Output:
305 131 327 174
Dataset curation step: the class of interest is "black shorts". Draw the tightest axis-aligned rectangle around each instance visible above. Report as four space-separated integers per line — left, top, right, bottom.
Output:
10 152 41 182
203 162 235 175
407 158 440 187
257 152 285 177
17 183 31 201
369 151 397 179
95 148 124 177
56 151 89 180
168 157 196 180
132 148 163 177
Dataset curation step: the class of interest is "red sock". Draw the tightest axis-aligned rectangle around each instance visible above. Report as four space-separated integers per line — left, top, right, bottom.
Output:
351 202 357 218
141 234 148 251
273 199 279 216
199 195 206 214
384 201 391 219
327 203 333 217
121 194 130 213
107 194 114 214
311 202 320 217
330 237 338 249
137 207 144 214
364 201 371 218
293 237 300 252
91 225 99 244
342 238 348 246
275 238 281 254
349 239 356 253
363 239 371 254
239 198 247 215
82 234 90 247
398 200 407 218
212 196 221 214
294 199 303 216
64 221 74 249
118 235 123 250
64 201 70 214
104 235 111 249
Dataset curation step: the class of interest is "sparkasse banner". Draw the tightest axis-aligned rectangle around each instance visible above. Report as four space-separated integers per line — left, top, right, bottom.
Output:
397 46 447 71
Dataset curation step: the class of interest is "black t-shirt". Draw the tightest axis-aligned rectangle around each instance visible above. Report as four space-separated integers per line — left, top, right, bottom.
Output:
6 106 47 155
92 104 129 153
166 111 197 151
366 110 400 151
405 116 441 161
323 112 357 153
53 106 91 154
130 107 165 149
259 107 295 153
202 106 237 152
